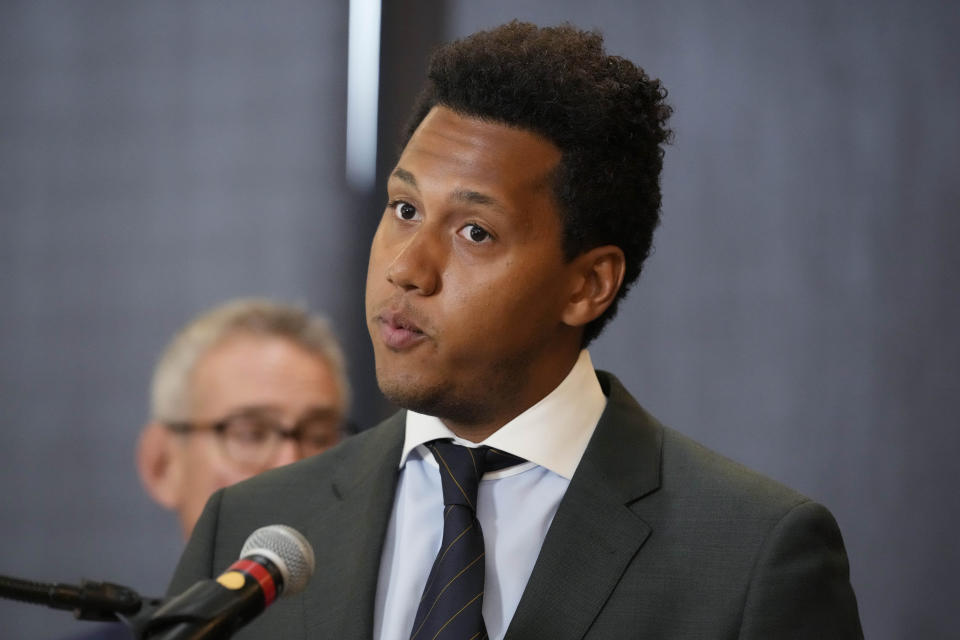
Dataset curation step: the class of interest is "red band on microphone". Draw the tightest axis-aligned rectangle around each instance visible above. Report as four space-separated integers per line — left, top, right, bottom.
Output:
228 558 277 606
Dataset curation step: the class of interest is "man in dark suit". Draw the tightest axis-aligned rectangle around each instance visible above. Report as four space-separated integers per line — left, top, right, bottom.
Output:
168 21 862 639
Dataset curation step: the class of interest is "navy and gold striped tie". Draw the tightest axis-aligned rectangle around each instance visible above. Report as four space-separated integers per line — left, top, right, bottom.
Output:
409 440 525 640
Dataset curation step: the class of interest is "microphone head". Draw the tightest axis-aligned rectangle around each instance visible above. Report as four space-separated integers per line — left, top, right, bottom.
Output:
239 525 315 596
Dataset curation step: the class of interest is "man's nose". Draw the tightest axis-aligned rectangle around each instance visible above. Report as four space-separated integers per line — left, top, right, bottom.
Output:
385 228 442 296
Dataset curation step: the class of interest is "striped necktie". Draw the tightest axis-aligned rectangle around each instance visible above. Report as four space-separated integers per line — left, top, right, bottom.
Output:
409 439 525 640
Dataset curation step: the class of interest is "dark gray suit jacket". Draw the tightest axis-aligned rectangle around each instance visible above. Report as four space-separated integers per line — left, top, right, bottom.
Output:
167 372 862 639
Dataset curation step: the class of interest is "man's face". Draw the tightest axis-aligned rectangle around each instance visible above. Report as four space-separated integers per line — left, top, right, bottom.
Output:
366 106 583 438
172 333 342 534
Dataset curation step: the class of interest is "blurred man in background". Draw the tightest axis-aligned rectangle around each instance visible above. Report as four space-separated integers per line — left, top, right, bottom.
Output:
66 299 350 638
137 297 351 538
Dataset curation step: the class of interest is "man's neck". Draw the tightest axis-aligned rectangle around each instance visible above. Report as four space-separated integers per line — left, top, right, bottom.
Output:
440 349 583 443
439 421 502 444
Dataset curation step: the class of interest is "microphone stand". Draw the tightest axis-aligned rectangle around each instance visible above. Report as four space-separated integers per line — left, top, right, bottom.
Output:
0 573 164 636
1 573 255 639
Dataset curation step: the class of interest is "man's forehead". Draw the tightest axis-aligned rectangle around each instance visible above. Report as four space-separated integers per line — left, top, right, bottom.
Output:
392 106 561 198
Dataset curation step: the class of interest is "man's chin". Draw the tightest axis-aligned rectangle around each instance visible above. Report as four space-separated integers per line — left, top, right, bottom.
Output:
377 373 440 414
376 372 484 425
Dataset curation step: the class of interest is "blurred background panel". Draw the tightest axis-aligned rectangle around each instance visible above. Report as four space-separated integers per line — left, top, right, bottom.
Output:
1 1 958 637
0 1 368 636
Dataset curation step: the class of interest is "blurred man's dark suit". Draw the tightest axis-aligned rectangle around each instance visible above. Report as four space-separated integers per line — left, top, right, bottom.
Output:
167 372 862 639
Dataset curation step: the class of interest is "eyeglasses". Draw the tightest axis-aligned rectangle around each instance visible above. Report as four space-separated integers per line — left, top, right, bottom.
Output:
165 407 345 470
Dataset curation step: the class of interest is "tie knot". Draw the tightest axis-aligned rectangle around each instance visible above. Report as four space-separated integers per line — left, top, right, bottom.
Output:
427 440 525 509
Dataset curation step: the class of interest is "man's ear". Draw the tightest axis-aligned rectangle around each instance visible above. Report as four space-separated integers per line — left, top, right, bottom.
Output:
136 422 182 510
561 245 626 329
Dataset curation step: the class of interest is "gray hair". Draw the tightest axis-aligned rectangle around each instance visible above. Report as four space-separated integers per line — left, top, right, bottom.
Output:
150 298 350 422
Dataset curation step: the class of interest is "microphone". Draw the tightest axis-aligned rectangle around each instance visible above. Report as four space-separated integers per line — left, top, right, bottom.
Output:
143 525 315 640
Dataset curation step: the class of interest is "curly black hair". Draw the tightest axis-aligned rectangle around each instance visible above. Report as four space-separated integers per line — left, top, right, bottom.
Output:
401 21 673 345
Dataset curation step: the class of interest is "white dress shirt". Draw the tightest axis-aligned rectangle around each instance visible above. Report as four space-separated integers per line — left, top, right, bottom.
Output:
373 350 607 640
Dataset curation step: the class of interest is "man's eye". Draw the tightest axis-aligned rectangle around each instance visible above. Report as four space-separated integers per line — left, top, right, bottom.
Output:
390 200 419 221
225 420 271 444
458 223 491 243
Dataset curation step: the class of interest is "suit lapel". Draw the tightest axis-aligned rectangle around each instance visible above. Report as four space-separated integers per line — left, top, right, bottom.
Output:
303 412 405 640
504 372 662 640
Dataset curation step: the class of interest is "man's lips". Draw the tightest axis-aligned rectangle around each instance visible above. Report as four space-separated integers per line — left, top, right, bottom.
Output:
376 310 428 350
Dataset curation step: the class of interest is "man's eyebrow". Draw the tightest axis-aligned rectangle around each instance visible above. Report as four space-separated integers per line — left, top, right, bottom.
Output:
390 168 418 188
390 168 506 212
452 189 505 212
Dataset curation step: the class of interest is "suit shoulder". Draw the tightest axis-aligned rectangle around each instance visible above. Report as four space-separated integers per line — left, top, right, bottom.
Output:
223 411 404 495
598 370 812 519
202 412 404 539
660 424 810 516
590 372 861 637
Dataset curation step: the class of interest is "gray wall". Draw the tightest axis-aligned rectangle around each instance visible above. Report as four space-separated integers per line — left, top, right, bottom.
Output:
1 1 958 638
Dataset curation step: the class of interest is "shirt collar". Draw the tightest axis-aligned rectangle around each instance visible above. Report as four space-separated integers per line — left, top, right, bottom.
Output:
400 350 607 480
